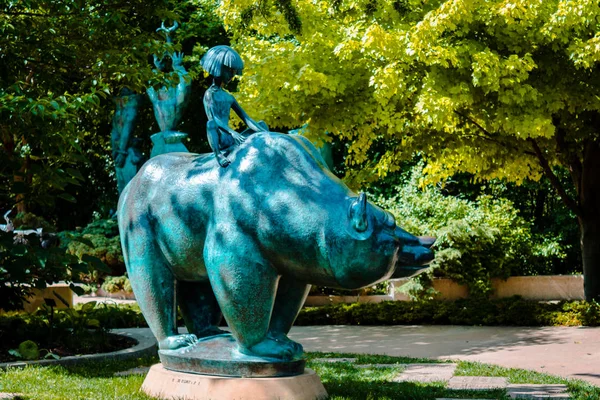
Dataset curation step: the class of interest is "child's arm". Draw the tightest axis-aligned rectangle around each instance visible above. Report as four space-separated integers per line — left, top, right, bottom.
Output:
231 98 268 132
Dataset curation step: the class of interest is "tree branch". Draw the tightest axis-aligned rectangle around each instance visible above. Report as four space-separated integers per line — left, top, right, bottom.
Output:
0 11 75 17
454 110 536 156
529 138 581 217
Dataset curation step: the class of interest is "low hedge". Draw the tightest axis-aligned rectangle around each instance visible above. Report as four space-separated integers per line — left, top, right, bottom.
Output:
3 297 598 336
295 297 600 327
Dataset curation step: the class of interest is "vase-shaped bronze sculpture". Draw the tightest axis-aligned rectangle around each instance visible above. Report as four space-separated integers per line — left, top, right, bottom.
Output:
147 22 191 158
111 90 144 193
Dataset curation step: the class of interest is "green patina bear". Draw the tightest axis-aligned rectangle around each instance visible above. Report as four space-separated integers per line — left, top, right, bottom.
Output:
117 132 433 361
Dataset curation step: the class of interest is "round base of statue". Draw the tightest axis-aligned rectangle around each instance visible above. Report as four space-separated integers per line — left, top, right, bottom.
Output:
158 334 305 378
150 131 189 157
141 364 327 400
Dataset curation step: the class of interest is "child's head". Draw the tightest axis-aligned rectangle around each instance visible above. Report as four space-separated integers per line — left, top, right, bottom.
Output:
201 45 244 84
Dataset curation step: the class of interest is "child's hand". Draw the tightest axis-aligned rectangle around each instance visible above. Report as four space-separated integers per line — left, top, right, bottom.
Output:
232 131 246 145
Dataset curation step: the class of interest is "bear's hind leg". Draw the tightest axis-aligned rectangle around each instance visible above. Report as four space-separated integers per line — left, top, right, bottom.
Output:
124 230 197 351
268 277 310 358
177 280 226 338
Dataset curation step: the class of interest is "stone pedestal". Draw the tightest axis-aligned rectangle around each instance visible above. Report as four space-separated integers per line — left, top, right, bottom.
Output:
141 364 328 400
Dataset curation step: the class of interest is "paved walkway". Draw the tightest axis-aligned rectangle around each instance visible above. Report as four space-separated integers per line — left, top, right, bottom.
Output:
73 294 136 305
287 325 600 386
74 296 600 386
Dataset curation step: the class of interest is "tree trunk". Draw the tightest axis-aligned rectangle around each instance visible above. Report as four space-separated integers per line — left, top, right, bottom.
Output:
579 141 600 302
580 216 600 301
14 135 30 214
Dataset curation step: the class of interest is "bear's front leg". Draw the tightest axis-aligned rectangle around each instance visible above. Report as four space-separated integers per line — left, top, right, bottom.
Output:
267 276 310 359
204 233 299 360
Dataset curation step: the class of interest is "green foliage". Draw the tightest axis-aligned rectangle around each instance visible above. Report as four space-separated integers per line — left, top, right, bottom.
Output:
295 298 600 327
221 0 600 186
0 301 136 362
377 165 566 298
0 229 92 311
436 170 581 275
0 0 179 213
221 0 600 301
76 218 120 237
6 298 593 330
0 0 227 227
309 281 389 296
101 275 132 294
58 218 124 276
12 212 56 232
12 340 39 361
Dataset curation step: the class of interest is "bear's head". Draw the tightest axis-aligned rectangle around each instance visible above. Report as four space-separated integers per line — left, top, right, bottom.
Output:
325 193 433 289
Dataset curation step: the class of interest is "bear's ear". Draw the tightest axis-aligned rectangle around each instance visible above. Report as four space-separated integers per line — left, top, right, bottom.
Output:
349 192 368 232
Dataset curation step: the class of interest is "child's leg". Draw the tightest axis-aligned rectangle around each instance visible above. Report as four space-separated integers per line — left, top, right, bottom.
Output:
207 120 231 167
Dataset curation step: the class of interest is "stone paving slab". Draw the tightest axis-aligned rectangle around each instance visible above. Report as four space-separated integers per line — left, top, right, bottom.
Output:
356 364 405 368
507 384 570 399
0 394 24 399
312 358 357 363
447 376 508 390
393 363 457 383
114 366 151 376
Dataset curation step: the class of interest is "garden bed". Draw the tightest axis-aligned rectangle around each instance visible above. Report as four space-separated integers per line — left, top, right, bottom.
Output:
0 332 137 363
0 301 142 364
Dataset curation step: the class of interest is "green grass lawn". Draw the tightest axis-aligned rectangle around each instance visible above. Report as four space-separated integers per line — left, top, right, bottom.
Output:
0 352 598 399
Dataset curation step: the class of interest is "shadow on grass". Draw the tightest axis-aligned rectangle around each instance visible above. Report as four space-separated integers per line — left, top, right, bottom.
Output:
323 378 506 400
58 355 159 378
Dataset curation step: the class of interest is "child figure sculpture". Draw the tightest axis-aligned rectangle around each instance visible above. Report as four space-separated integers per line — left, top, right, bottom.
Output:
201 45 268 167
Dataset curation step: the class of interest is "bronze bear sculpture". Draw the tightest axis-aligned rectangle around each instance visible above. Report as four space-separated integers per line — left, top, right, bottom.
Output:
118 132 433 365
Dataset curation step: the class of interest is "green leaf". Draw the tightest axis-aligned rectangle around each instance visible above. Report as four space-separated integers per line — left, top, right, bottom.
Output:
57 193 77 203
67 234 95 248
44 352 60 360
18 340 39 360
69 283 85 296
81 254 110 273
8 349 22 358
66 168 84 181
81 301 97 312
87 319 101 328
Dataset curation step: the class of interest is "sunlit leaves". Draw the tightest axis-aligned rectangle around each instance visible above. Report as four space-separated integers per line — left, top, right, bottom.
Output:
220 0 600 187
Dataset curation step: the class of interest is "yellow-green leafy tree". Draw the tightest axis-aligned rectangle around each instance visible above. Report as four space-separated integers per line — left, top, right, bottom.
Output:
217 0 600 301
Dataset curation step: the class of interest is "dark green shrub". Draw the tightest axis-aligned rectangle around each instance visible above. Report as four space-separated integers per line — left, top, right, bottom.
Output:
101 275 132 293
0 229 94 311
59 218 124 276
309 281 389 296
0 301 139 361
377 164 566 298
12 212 56 232
294 297 600 327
